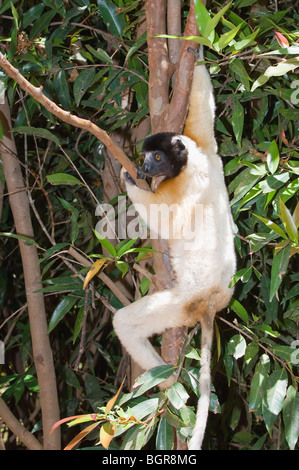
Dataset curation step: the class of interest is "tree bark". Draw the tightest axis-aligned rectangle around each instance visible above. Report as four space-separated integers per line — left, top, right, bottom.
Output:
0 397 43 450
0 98 61 450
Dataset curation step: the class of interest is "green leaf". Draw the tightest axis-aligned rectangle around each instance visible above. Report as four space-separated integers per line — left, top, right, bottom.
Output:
10 0 18 28
262 368 288 435
160 34 211 47
266 140 279 174
249 355 270 412
164 406 187 430
204 2 232 39
94 230 117 257
231 99 244 147
279 108 299 121
217 23 242 51
194 0 211 37
271 345 297 362
47 173 83 186
232 430 252 445
232 28 259 51
30 8 58 40
22 4 45 29
264 60 299 78
13 126 60 146
293 202 299 228
228 334 246 359
39 242 69 263
73 68 96 107
167 382 189 410
283 385 299 450
116 238 138 258
23 374 39 392
229 298 249 323
133 365 176 397
129 397 160 421
253 324 280 338
73 307 84 343
54 69 72 111
223 347 234 386
156 414 174 450
269 243 291 301
280 198 298 243
85 44 113 64
115 260 129 277
58 198 80 244
244 342 259 365
251 60 299 91
0 232 39 247
229 58 250 91
185 347 201 361
48 295 77 333
97 0 127 38
253 214 287 240
251 75 270 92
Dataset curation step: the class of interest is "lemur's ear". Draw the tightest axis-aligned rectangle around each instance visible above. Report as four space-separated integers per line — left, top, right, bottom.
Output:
177 139 185 150
172 137 185 151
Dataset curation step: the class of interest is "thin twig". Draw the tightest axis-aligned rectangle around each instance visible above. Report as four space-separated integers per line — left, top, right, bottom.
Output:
218 315 297 381
74 287 90 371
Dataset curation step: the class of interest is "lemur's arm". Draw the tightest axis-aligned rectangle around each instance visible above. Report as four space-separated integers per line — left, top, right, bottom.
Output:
184 54 217 154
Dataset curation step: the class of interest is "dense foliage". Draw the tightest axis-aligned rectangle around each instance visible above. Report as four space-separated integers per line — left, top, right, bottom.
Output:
0 0 298 450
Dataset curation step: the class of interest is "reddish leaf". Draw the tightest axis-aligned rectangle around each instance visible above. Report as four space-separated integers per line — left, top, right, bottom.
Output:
105 375 126 415
275 31 289 48
50 415 87 434
64 421 100 450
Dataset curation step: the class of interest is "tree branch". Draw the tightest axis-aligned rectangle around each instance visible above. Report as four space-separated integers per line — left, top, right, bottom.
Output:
167 0 182 65
146 0 175 134
0 396 43 450
0 53 148 190
67 247 130 307
146 0 200 134
166 0 200 132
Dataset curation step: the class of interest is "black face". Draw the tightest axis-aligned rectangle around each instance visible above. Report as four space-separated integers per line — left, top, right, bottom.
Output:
141 132 188 179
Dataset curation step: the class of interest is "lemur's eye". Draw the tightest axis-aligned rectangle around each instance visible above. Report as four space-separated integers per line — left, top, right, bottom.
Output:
155 154 161 161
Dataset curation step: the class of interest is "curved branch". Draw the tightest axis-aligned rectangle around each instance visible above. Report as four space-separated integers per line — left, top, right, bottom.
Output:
0 53 148 190
0 397 43 450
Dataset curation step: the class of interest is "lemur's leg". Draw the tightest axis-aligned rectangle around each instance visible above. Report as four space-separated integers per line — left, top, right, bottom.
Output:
113 288 184 372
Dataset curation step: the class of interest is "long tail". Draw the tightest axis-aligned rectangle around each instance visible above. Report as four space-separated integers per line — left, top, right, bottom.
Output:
184 57 217 155
188 318 214 450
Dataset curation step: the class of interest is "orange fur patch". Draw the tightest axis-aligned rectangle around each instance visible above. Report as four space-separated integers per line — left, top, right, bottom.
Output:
156 168 190 204
183 287 232 327
184 122 209 151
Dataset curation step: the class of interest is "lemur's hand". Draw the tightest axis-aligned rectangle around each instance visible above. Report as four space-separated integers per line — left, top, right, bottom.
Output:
124 171 136 185
120 167 136 186
136 164 146 180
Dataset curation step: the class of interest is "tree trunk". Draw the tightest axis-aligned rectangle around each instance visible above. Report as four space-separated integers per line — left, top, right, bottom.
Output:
0 98 61 450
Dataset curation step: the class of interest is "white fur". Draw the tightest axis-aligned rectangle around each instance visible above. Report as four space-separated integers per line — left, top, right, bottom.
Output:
113 62 236 450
